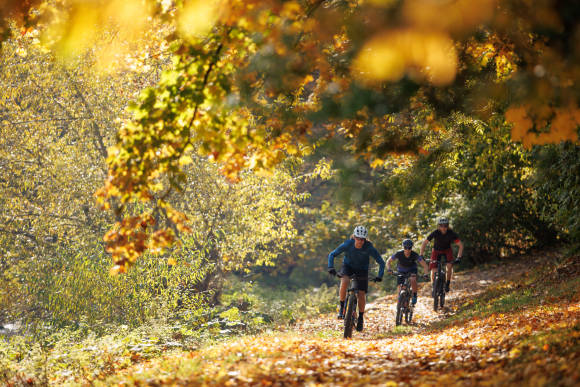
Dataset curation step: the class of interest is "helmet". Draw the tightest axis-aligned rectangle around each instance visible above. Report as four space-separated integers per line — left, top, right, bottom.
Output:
402 239 413 250
437 217 449 225
353 226 368 239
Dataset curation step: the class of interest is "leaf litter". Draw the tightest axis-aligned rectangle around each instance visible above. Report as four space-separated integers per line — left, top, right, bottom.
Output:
101 253 580 386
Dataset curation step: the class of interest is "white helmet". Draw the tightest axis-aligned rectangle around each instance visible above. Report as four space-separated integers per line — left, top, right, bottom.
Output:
353 226 368 239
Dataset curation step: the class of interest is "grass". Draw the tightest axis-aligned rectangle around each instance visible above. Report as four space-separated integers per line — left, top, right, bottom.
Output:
312 329 341 339
84 252 580 386
372 325 414 339
0 280 338 386
432 254 580 330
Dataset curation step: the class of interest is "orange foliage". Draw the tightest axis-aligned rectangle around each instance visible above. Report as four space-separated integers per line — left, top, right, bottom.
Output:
13 0 575 265
506 104 580 148
104 255 580 386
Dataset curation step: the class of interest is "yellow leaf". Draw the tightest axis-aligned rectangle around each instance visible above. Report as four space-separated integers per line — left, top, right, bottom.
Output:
509 347 521 358
179 155 193 166
109 264 126 276
353 29 457 85
178 0 221 40
370 158 385 168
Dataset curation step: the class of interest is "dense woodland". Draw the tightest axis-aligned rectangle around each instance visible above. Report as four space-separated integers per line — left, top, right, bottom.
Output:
0 0 579 385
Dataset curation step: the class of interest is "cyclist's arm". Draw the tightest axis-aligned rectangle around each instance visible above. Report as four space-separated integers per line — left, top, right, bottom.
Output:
327 241 349 269
370 247 385 278
418 257 429 273
385 255 395 271
455 239 464 258
419 239 429 256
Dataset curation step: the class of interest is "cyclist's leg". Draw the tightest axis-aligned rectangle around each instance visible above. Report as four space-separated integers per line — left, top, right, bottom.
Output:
338 265 354 302
357 290 366 313
429 250 437 282
354 273 369 313
410 274 418 293
445 249 454 282
446 263 453 282
356 288 366 332
339 276 349 302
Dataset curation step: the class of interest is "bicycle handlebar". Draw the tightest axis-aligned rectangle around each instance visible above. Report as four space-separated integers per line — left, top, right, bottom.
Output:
335 273 384 283
388 271 410 276
424 258 462 264
388 271 430 281
336 273 371 280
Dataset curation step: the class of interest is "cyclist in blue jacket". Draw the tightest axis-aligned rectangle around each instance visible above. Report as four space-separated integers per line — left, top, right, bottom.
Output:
386 239 430 306
327 226 385 332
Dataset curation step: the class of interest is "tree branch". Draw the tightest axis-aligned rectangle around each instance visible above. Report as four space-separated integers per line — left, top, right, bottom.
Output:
0 227 37 243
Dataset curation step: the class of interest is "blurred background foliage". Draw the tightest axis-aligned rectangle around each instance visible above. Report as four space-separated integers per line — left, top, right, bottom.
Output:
0 0 579 383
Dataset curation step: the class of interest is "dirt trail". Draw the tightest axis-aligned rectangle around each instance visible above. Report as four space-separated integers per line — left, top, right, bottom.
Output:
294 258 529 338
104 256 580 386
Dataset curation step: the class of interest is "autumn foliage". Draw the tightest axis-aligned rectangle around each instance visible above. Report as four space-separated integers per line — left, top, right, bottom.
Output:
93 253 580 386
3 0 577 265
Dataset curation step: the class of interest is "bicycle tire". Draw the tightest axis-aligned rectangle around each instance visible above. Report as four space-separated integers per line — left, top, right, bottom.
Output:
431 275 437 298
343 294 356 338
405 306 413 324
440 290 445 309
396 291 405 326
433 278 439 311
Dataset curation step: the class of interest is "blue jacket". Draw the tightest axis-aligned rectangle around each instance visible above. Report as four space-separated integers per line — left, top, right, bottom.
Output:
328 239 385 278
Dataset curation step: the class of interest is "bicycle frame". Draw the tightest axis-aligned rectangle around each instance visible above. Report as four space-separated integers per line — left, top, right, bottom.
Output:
390 271 414 325
431 254 447 311
338 274 369 339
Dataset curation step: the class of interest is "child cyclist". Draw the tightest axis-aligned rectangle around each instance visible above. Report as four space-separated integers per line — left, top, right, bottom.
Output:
385 239 430 306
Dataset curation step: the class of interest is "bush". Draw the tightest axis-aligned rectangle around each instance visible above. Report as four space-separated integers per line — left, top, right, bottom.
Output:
0 320 201 385
534 143 580 246
0 244 210 332
221 276 337 327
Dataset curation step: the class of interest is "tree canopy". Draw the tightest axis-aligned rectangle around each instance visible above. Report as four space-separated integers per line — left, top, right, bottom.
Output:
1 2 580 385
1 0 578 267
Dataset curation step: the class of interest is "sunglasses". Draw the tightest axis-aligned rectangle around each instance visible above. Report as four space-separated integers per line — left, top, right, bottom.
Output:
438 224 449 228
354 237 365 241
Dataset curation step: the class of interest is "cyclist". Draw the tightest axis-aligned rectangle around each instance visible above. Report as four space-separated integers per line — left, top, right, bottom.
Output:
419 217 464 292
327 225 385 332
385 239 430 306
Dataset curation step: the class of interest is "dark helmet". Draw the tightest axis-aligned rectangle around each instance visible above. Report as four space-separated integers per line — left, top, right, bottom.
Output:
402 239 413 250
437 216 449 225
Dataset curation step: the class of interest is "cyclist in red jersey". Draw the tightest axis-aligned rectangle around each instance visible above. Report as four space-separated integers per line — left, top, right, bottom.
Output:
419 217 464 292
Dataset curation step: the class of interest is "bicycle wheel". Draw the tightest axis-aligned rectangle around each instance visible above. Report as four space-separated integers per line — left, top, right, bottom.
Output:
433 278 439 311
343 294 356 338
405 298 413 324
440 290 445 309
396 292 405 326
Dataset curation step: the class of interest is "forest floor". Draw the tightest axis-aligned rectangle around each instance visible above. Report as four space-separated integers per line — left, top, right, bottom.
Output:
98 251 580 386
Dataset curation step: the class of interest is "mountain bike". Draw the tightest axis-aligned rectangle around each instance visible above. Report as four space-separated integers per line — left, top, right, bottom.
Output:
337 274 379 339
389 271 428 325
428 254 460 311
391 271 412 326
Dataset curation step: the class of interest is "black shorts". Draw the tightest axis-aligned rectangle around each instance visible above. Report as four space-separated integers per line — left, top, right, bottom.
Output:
339 264 368 293
397 267 417 286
